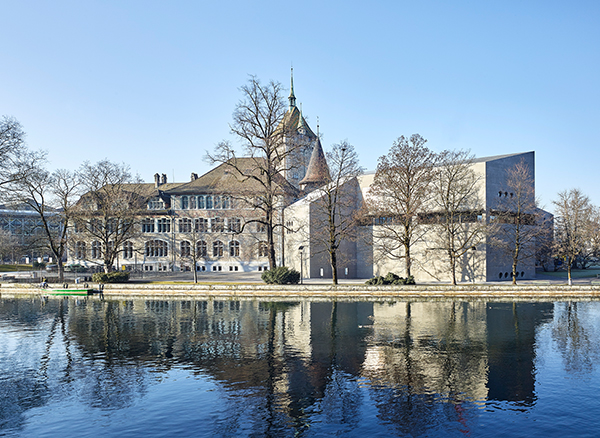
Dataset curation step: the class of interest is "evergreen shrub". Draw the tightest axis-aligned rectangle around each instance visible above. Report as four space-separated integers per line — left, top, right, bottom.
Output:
365 272 415 285
92 271 130 283
261 267 300 285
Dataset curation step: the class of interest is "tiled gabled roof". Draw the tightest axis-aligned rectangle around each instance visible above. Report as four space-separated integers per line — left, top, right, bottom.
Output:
165 158 300 198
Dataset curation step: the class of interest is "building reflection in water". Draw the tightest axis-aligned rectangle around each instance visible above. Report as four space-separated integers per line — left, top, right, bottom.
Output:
0 298 557 435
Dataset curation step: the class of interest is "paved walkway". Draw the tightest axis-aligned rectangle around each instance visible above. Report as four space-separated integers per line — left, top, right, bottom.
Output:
3 269 597 286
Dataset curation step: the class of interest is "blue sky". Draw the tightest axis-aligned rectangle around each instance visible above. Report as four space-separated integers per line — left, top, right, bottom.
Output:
2 0 599 212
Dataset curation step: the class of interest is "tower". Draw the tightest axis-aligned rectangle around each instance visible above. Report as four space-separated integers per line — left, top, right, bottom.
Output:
277 68 318 188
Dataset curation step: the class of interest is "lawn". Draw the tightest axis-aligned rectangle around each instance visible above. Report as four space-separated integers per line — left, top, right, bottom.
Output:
538 268 600 279
0 264 33 272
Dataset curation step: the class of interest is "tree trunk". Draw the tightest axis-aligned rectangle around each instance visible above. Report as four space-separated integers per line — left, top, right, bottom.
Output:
451 255 457 285
404 243 411 278
331 250 338 285
266 212 276 270
57 259 65 283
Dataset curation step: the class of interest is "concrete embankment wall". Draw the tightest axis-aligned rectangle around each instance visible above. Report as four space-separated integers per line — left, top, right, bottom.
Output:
2 282 600 301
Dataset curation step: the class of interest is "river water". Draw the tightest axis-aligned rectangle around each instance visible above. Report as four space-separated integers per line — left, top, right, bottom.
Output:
0 297 599 437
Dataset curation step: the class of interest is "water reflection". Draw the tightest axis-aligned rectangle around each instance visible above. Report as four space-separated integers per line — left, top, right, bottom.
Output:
1 297 597 437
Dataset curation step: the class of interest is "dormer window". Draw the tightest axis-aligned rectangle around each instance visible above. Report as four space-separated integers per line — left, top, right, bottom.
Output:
148 198 165 210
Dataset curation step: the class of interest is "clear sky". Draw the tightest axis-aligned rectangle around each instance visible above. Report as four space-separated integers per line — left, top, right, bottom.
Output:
2 0 599 212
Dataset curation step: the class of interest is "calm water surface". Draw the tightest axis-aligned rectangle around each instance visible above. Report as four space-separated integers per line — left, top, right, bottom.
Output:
0 297 599 437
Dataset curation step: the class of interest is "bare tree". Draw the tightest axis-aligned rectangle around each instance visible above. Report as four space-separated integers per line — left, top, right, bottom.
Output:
75 160 144 273
15 166 82 281
0 116 44 201
535 210 555 271
553 189 592 285
577 205 600 269
490 160 545 284
206 76 302 269
430 150 486 285
367 134 438 277
0 229 18 263
309 141 363 284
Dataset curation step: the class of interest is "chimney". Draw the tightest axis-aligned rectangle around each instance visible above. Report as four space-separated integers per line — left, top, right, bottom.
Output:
191 172 198 181
161 173 167 185
154 173 160 188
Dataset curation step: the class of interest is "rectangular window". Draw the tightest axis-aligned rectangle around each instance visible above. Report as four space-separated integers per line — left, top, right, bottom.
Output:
195 218 208 233
211 217 224 233
157 218 171 233
142 219 155 233
179 218 192 233
228 218 241 233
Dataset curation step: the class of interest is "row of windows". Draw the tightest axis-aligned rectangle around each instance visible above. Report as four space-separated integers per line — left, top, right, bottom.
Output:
72 219 133 234
75 241 134 260
74 240 268 259
145 195 236 211
179 195 233 210
142 217 247 233
372 212 485 226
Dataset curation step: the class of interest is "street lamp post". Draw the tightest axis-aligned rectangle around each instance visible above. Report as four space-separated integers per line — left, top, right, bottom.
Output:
471 246 477 283
298 246 304 284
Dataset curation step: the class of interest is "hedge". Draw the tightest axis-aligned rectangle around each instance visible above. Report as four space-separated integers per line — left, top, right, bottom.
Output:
261 266 300 285
92 271 130 283
365 272 415 285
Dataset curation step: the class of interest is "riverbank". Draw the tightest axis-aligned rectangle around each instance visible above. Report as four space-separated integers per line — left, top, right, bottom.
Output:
2 281 600 301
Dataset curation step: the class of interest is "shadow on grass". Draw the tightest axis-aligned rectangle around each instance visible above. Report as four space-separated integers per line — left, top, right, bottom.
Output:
538 268 600 279
0 264 32 272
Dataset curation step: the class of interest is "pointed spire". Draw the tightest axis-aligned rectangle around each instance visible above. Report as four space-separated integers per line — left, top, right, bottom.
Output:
298 103 306 134
289 67 296 109
299 136 331 192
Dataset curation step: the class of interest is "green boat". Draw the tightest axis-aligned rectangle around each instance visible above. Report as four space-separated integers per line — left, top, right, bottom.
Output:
44 288 96 296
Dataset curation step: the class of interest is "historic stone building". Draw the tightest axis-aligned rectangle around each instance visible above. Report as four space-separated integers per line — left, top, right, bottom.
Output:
67 75 319 273
66 74 547 282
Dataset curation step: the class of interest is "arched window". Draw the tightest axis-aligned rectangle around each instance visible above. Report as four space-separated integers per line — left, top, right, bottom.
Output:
229 240 240 257
214 196 222 209
198 196 205 209
181 196 189 210
76 241 87 259
180 240 191 257
189 196 197 209
123 241 133 259
228 218 241 233
222 196 230 209
196 240 207 257
145 240 168 257
206 195 213 209
258 241 268 257
179 218 192 233
91 241 102 259
213 240 224 257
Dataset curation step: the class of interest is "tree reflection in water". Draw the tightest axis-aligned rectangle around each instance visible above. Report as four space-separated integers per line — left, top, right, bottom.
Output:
3 297 597 437
552 301 600 375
